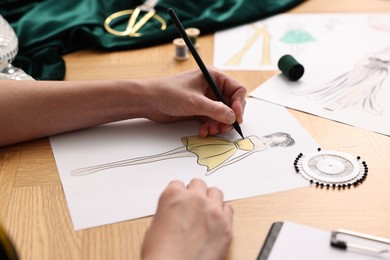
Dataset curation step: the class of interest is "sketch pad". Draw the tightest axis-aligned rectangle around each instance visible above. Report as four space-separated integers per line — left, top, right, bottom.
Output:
250 26 390 136
50 98 318 230
258 221 390 260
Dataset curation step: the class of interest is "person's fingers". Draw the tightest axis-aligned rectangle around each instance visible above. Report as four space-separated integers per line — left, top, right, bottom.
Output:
208 67 246 97
186 178 207 193
166 180 185 190
208 121 220 136
158 180 186 206
199 120 235 137
208 68 247 117
207 187 224 203
231 99 246 124
223 203 234 226
193 97 236 125
199 123 209 137
218 124 233 135
161 180 185 198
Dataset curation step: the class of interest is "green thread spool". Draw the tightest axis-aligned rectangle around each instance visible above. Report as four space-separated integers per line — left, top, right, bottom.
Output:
278 54 304 81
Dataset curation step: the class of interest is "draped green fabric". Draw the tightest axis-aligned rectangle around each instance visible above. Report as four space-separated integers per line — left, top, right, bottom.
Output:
0 0 305 80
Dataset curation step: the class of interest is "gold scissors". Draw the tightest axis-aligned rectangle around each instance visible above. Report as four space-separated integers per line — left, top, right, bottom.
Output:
104 0 166 37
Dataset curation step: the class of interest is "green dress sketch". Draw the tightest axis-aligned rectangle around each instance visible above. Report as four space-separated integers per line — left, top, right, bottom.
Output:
280 29 315 44
280 28 316 55
71 132 295 176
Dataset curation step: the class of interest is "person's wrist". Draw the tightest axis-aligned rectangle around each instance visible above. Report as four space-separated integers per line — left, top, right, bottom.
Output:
135 78 170 120
114 79 151 119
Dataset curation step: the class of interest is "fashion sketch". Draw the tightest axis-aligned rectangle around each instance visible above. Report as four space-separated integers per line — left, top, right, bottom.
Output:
280 20 315 56
225 23 271 66
71 132 295 176
293 46 390 115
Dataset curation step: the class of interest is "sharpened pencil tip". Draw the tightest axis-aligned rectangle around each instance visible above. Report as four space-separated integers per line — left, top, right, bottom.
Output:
233 122 244 139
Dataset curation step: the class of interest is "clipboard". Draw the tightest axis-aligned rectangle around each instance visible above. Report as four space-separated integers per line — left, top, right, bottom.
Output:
257 221 390 260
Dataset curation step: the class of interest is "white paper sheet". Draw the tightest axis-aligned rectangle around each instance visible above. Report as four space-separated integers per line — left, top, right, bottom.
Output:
263 222 390 260
250 26 390 136
214 13 390 71
50 99 318 230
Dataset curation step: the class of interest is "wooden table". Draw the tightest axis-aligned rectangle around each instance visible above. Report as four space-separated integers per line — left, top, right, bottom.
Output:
1 0 390 259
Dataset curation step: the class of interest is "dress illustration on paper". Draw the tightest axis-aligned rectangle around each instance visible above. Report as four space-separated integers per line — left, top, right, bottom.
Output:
71 132 295 176
280 22 316 56
225 23 271 66
292 46 390 115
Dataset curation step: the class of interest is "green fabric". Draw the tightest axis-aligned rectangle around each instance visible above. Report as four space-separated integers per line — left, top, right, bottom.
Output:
1 0 305 80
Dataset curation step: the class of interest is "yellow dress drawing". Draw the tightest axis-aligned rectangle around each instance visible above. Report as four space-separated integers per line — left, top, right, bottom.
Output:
225 24 271 66
71 132 294 176
182 136 258 171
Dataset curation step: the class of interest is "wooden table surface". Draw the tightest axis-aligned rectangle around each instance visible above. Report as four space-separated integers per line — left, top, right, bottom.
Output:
1 0 390 259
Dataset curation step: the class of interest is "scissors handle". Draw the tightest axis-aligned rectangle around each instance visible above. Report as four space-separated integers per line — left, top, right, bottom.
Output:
125 7 142 35
140 0 159 11
126 0 159 35
130 9 156 35
104 0 165 37
104 9 166 37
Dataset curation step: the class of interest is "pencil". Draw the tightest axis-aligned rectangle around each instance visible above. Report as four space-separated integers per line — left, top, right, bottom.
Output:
167 8 244 139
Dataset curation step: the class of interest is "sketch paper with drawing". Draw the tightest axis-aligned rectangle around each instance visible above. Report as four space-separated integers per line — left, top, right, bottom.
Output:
214 13 390 71
50 99 318 230
250 27 390 136
71 133 296 177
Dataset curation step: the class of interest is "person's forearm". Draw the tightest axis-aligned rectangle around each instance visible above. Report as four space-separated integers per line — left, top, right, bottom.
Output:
0 79 149 146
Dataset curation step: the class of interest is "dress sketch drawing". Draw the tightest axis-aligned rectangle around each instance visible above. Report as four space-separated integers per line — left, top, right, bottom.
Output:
280 21 316 56
71 132 295 176
293 46 390 115
225 23 271 66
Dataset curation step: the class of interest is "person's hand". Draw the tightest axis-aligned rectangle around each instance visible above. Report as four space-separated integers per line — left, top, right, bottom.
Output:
142 67 247 137
141 179 233 260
